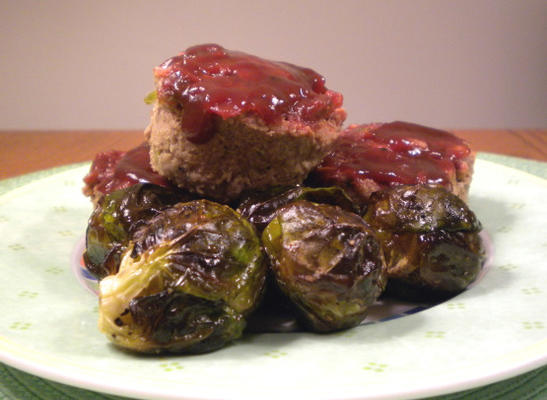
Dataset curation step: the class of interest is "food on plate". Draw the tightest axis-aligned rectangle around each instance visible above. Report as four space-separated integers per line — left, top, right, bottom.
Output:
362 185 484 300
144 43 346 201
83 183 195 280
309 121 475 203
83 142 171 204
262 201 386 332
98 200 266 354
80 43 486 354
237 185 359 233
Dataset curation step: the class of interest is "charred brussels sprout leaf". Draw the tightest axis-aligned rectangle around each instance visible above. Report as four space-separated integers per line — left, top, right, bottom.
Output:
238 185 359 232
98 199 266 354
84 183 194 279
262 200 386 332
363 185 484 299
364 185 482 232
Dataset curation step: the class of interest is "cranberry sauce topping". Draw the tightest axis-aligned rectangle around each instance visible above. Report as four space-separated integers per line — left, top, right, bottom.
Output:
84 142 170 195
154 43 343 143
314 121 471 190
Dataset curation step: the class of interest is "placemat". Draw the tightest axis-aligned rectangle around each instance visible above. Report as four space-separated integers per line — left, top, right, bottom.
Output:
0 153 546 400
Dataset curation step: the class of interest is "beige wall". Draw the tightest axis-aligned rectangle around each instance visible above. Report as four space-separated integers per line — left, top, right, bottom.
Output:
1 0 546 131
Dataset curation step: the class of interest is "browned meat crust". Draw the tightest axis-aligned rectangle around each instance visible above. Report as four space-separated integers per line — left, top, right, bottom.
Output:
145 103 345 201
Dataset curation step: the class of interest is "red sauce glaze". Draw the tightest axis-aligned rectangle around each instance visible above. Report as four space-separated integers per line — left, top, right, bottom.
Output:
314 121 471 190
83 142 170 195
154 43 343 143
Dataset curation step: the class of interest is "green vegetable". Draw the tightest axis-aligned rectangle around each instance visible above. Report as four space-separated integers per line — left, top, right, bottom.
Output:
238 185 359 232
363 184 481 233
262 200 386 332
98 200 266 354
363 185 484 299
144 90 157 105
84 184 194 280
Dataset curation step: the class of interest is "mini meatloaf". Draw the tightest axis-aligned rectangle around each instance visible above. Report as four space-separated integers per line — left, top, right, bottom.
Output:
145 44 346 201
310 121 475 203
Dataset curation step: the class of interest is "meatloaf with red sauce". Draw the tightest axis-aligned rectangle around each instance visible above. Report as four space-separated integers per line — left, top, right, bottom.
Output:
83 142 171 203
145 44 346 201
309 121 475 204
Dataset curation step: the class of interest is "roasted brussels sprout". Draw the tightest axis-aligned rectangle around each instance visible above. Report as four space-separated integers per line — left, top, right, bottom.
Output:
238 185 359 232
84 183 194 279
363 185 484 299
262 200 386 332
363 184 481 233
98 200 266 354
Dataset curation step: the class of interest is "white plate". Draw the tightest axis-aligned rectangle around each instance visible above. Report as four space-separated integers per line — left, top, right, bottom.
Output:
0 159 545 400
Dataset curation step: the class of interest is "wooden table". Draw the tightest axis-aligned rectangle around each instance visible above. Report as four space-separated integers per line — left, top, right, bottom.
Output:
0 129 545 180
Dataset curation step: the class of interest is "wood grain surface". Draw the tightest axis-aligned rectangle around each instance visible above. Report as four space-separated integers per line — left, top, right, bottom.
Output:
0 129 545 180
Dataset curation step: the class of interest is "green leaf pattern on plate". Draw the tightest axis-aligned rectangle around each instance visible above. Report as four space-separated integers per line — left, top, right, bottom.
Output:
425 331 446 339
522 322 544 330
445 302 465 310
363 362 388 373
159 362 184 372
522 287 542 295
18 291 38 299
498 263 519 271
9 322 32 331
264 351 288 359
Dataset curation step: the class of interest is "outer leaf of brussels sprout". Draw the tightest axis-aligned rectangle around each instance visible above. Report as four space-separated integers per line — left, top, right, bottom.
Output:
99 243 246 353
262 200 386 333
238 185 359 232
363 185 485 300
84 184 194 279
419 231 483 291
363 185 482 233
99 200 266 354
84 189 130 279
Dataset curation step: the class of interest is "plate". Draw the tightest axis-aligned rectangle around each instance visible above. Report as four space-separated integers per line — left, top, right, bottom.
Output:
0 159 546 400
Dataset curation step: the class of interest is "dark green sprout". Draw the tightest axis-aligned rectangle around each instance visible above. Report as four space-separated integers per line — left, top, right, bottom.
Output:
84 183 194 280
363 185 484 299
238 185 360 233
98 199 266 354
262 200 386 332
